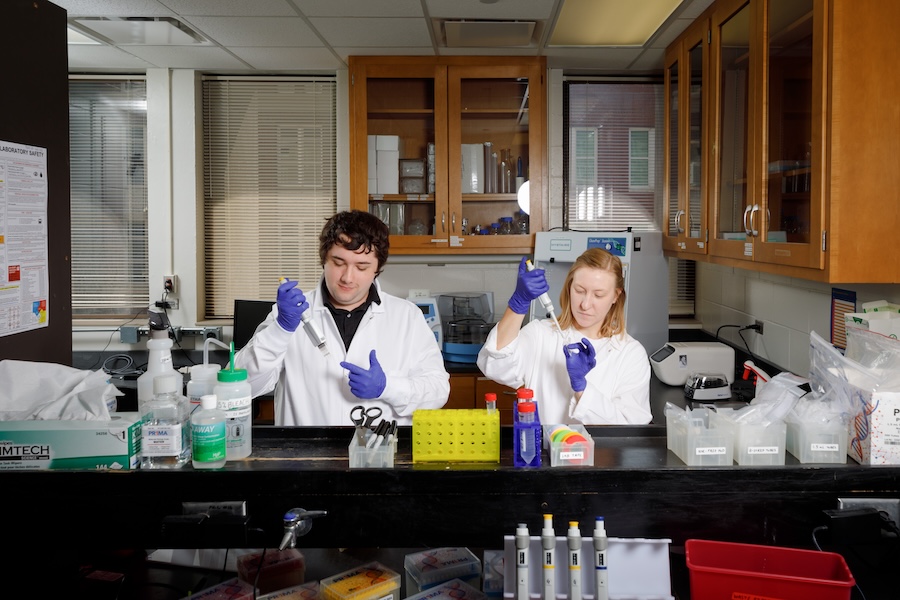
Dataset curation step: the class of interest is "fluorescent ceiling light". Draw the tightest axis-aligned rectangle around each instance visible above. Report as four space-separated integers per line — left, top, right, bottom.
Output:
71 17 207 45
443 20 537 47
550 0 682 46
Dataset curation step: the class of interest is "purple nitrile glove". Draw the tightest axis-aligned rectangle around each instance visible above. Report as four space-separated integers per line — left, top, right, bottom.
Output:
340 349 387 399
507 256 550 314
563 338 597 393
276 278 309 333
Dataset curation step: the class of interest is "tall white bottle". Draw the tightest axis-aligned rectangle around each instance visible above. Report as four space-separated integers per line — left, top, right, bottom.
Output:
137 323 182 411
141 373 190 469
214 366 252 460
191 394 227 469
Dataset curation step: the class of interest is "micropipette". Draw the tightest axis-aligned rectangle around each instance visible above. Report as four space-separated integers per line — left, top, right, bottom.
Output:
541 514 556 600
567 521 582 600
593 517 608 600
526 260 563 340
516 523 530 600
280 278 330 356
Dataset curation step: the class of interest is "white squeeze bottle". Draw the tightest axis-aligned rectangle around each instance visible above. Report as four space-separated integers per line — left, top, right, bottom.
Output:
191 394 227 469
214 342 253 460
137 310 182 410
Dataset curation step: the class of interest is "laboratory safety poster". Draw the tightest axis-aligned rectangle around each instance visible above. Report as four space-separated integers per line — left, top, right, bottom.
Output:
0 139 50 337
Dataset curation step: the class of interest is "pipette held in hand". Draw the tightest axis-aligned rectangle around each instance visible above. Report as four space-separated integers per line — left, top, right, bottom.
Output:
567 521 582 600
526 260 563 339
593 517 608 600
516 523 530 600
542 514 556 600
279 278 330 356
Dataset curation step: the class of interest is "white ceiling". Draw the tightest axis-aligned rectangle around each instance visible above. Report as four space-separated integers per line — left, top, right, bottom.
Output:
57 0 714 75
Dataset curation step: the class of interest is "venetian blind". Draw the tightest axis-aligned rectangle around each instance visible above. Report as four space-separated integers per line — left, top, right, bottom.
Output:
202 77 337 319
565 80 694 316
69 78 149 317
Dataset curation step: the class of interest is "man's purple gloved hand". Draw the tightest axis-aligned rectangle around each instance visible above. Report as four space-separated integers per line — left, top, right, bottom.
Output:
340 349 387 399
276 278 309 333
508 256 549 314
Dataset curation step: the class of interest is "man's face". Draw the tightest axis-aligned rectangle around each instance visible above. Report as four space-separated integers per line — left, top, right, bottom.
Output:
323 242 378 311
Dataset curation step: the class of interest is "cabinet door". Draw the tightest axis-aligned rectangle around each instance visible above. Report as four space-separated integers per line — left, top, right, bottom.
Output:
753 0 822 268
709 0 755 261
447 63 543 254
663 20 709 256
349 61 449 252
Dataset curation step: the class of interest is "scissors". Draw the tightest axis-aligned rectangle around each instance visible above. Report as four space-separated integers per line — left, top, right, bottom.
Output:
350 405 382 445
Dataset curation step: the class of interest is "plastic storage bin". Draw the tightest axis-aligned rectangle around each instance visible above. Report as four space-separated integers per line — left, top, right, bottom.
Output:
348 431 397 468
786 418 848 464
412 409 500 462
666 406 734 466
685 539 854 600
405 547 482 594
320 562 400 600
542 424 594 466
716 409 786 466
405 579 486 600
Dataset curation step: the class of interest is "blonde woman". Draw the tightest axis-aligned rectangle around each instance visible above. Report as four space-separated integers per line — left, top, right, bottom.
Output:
477 249 651 424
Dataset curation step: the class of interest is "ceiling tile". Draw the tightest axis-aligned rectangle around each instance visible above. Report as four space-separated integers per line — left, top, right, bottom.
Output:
229 46 345 70
309 17 432 47
544 47 644 71
159 0 298 17
182 16 323 47
123 45 250 69
52 0 174 17
67 44 157 69
332 47 435 61
292 0 424 18
425 0 557 20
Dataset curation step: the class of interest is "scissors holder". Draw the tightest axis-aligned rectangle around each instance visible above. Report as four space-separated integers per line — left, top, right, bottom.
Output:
412 409 500 463
348 429 397 468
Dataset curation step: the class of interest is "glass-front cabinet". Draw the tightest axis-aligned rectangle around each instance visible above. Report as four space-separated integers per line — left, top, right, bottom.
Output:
663 19 709 255
708 0 820 268
349 57 545 255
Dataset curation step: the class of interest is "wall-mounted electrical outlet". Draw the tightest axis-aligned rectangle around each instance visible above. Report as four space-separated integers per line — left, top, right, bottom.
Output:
163 275 178 294
754 319 765 335
409 289 430 298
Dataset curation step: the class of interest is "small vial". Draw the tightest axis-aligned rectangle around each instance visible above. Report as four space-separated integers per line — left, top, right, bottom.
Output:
518 401 537 464
490 222 501 235
484 392 497 414
499 216 514 235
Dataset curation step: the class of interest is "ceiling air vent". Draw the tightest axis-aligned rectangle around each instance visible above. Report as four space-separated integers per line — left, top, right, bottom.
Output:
443 20 536 47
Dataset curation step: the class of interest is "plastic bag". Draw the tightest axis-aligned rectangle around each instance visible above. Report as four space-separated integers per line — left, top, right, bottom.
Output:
846 325 900 390
732 371 807 426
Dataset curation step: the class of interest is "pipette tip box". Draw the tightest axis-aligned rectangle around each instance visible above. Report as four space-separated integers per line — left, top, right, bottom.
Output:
405 579 487 600
404 547 482 594
320 561 400 600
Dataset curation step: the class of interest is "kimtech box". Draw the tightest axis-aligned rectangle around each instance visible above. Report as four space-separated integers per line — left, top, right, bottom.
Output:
0 412 141 470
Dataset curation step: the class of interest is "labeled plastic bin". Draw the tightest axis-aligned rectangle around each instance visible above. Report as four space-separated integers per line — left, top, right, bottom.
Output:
348 431 397 468
404 548 482 594
412 409 500 463
685 539 855 600
786 418 848 464
542 424 594 466
320 562 400 600
666 406 734 466
716 409 786 466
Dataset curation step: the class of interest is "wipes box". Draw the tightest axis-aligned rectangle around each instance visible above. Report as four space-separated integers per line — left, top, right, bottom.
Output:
0 412 141 470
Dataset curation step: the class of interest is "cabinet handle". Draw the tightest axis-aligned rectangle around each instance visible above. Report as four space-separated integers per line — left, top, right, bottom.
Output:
441 211 446 233
750 204 760 237
743 205 752 235
675 209 685 234
452 212 456 233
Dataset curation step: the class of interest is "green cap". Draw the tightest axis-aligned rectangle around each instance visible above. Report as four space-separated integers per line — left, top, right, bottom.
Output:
217 367 247 382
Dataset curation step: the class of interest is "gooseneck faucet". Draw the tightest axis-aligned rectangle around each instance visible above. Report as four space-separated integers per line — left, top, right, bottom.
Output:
278 508 328 551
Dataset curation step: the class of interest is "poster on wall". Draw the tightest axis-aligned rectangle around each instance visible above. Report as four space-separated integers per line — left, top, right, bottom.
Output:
0 139 49 337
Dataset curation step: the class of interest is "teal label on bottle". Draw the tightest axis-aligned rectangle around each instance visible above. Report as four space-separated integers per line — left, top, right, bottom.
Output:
192 421 226 463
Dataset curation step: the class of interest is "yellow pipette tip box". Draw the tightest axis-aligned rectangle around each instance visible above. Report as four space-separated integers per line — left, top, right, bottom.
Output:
320 562 400 600
412 409 500 463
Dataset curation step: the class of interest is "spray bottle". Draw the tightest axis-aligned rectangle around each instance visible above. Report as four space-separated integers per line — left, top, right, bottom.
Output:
137 309 183 411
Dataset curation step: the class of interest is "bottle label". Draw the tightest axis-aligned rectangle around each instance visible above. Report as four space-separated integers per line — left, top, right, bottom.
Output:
142 423 184 456
192 420 226 462
218 394 252 411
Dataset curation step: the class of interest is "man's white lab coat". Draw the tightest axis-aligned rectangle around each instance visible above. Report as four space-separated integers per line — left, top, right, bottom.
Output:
235 280 449 426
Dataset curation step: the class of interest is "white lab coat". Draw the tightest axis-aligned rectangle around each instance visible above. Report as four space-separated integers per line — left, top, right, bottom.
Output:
235 279 450 426
477 319 652 425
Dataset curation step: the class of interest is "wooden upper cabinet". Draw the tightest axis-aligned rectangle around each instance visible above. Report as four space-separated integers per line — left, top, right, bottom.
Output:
349 56 546 255
668 0 900 283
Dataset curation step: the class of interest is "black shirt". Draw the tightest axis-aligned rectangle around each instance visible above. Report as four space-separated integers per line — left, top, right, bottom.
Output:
323 281 382 351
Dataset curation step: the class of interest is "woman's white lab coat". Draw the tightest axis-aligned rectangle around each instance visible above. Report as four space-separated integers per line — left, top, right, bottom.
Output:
235 280 450 426
477 319 652 425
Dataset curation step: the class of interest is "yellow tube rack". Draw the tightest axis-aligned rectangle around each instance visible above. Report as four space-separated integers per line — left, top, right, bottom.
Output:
412 409 501 463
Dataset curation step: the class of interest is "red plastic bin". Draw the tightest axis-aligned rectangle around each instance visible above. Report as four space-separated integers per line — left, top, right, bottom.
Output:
685 539 855 600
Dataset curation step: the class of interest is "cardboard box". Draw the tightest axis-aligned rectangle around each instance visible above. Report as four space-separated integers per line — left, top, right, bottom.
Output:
848 390 900 464
844 311 900 337
0 412 141 470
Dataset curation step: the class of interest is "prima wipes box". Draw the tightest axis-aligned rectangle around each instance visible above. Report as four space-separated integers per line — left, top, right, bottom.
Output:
0 412 141 470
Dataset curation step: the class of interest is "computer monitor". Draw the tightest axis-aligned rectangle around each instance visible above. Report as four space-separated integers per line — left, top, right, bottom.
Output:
232 299 274 350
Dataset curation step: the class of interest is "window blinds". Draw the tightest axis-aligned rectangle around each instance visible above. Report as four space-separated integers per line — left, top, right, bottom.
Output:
202 77 337 319
69 79 149 318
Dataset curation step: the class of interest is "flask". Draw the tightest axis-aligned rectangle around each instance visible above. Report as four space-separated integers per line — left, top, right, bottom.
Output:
141 373 190 469
191 394 227 469
214 343 253 460
137 313 182 410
